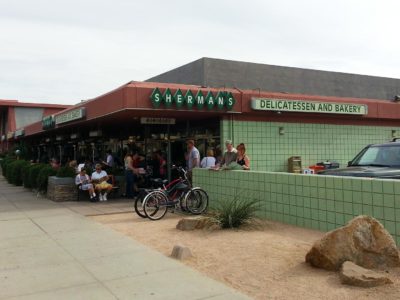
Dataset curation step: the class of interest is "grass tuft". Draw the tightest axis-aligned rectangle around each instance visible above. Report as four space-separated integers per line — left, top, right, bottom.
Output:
212 192 260 229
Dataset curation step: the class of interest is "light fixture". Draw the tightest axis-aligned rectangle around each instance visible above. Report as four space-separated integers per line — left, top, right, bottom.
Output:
392 130 397 138
279 127 285 135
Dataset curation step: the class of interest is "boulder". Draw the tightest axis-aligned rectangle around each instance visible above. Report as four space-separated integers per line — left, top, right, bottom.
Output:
339 261 393 287
305 215 400 270
171 244 192 260
176 217 220 231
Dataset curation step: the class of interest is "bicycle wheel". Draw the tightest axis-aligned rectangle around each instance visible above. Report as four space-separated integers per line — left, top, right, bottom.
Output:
143 190 169 221
185 188 208 215
134 195 147 218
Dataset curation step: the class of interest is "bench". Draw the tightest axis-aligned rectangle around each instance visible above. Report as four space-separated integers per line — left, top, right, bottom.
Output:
76 174 120 201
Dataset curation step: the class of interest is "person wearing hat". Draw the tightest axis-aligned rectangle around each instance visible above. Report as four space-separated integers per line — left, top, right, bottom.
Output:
218 139 238 167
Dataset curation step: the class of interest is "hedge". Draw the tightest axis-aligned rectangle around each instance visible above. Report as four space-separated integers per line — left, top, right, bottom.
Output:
6 160 30 186
56 166 76 178
37 166 57 192
24 163 47 189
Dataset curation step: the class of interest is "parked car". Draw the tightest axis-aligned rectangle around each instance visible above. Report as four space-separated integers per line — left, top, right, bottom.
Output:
319 139 400 179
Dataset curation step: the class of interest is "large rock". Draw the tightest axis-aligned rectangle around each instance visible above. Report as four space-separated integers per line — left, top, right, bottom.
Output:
176 217 220 231
305 215 400 270
339 261 393 287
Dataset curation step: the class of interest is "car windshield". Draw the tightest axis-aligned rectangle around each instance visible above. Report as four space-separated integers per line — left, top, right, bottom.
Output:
351 145 400 167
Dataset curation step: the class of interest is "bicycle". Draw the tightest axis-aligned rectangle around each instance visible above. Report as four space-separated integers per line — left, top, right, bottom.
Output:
134 177 167 218
141 166 208 221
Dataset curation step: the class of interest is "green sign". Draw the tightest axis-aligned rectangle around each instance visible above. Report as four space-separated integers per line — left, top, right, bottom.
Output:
150 88 236 110
251 98 368 115
55 108 86 125
185 90 195 109
42 115 55 130
14 129 25 137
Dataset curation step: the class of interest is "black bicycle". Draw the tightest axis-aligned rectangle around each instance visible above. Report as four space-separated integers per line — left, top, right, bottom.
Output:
140 167 208 221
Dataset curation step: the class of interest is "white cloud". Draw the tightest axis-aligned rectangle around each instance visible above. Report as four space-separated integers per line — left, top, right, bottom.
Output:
0 0 400 104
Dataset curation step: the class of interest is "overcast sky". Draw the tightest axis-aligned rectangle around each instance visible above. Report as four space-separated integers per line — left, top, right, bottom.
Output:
1 0 399 104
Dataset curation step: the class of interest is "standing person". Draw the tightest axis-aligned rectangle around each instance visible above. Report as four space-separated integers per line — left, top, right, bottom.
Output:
124 150 138 198
156 151 166 178
102 150 114 169
217 140 237 168
200 149 216 168
236 143 251 170
186 139 200 183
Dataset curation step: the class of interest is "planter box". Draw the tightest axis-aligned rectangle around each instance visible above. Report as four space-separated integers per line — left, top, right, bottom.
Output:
47 176 77 202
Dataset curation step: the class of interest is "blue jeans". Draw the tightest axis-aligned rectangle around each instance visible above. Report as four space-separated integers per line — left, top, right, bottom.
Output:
125 170 135 197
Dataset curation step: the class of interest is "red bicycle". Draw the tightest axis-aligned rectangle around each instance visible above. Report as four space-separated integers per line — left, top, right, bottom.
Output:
141 167 208 221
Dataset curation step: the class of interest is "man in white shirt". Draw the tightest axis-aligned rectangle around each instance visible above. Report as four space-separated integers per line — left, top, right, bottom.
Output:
186 139 200 183
91 164 113 201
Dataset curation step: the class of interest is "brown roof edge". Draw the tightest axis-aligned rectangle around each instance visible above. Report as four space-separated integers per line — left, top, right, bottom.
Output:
0 99 70 109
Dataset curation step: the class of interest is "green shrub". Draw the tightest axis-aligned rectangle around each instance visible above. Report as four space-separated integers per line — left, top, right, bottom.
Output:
56 166 76 178
1 157 14 177
37 166 57 192
6 160 30 186
212 194 260 229
21 163 33 188
24 164 46 189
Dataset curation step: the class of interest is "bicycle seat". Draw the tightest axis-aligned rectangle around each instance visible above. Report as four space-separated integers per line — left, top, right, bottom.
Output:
151 178 168 187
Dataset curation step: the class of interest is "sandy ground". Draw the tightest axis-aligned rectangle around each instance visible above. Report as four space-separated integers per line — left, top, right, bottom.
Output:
92 212 400 300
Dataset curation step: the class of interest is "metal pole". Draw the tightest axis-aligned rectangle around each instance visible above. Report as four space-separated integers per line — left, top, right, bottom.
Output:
167 124 171 182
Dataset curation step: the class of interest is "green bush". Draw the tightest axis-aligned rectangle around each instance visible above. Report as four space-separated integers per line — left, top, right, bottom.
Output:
37 166 57 192
56 166 76 178
1 157 15 177
212 194 260 229
6 160 30 186
24 164 46 189
21 163 33 188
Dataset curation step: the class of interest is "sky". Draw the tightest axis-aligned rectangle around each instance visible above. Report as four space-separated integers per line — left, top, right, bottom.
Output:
1 0 400 105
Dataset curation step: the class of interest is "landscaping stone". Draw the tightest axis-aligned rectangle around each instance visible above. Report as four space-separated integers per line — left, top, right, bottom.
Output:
176 217 220 231
171 244 192 260
305 215 400 271
339 261 393 287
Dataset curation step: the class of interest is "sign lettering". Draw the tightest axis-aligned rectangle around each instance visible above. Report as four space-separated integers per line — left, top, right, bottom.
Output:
150 88 236 110
251 98 367 115
55 108 86 125
140 117 176 125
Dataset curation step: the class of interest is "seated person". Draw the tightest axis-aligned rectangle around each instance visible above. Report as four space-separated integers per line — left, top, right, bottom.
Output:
91 164 113 201
75 169 96 201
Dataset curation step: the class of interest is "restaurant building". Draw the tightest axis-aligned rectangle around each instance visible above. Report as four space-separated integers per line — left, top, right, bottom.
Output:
5 58 400 173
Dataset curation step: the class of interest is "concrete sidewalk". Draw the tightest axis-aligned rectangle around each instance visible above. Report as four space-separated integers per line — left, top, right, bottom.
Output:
0 176 251 300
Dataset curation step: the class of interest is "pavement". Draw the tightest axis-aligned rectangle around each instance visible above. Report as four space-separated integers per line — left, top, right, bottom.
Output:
0 176 251 300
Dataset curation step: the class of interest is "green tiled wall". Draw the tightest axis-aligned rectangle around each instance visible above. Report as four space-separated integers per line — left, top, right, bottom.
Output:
193 169 400 246
221 119 400 172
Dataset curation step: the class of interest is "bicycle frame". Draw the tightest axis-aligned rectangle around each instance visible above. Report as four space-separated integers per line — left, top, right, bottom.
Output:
157 167 190 207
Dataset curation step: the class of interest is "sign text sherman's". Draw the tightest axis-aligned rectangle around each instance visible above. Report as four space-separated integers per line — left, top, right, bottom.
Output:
150 88 235 110
251 98 368 115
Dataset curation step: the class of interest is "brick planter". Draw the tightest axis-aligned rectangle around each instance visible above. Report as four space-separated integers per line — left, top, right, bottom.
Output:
47 176 77 202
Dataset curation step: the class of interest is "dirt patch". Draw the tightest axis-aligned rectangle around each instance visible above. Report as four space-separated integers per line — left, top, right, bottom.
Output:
91 213 400 300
